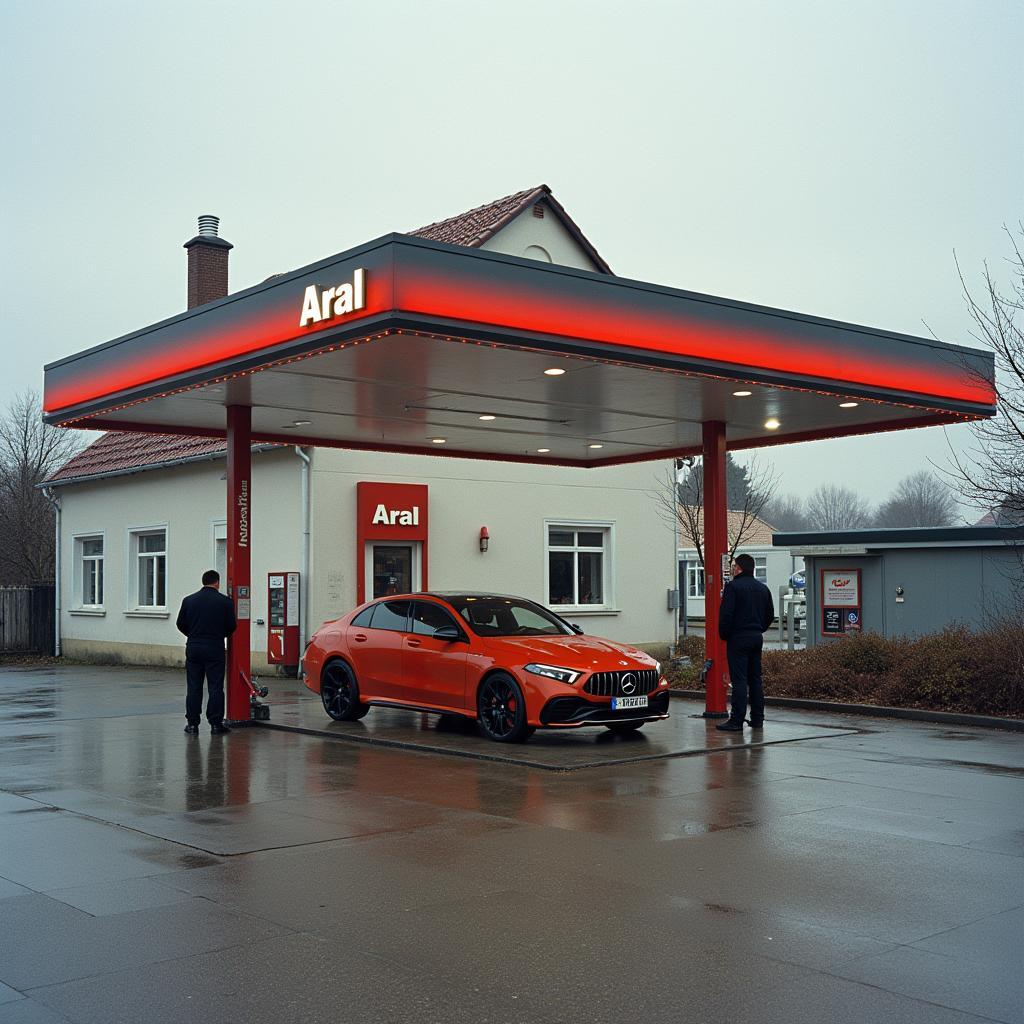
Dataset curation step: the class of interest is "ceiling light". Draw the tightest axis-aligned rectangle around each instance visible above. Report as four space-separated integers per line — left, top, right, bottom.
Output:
588 443 604 449
478 414 496 421
732 390 752 397
431 438 447 444
839 401 859 409
764 418 781 430
292 419 311 426
544 368 566 376
537 448 551 453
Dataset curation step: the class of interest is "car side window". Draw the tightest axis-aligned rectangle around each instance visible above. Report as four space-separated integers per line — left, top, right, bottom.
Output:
411 601 460 636
369 600 411 632
351 606 374 628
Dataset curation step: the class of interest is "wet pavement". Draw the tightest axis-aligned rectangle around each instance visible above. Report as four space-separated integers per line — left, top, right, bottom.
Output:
0 664 1021 1024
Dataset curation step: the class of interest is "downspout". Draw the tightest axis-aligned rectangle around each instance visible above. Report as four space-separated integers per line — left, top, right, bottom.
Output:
42 487 61 657
294 446 311 650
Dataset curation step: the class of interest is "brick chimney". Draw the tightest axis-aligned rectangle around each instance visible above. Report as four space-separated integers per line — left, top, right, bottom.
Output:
183 215 233 309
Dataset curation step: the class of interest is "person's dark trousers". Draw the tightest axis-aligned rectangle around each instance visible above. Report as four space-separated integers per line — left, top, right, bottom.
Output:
726 633 765 725
185 640 226 726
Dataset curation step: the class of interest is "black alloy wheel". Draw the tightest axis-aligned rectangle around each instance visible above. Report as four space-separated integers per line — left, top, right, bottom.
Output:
320 661 370 722
604 720 646 734
477 673 533 743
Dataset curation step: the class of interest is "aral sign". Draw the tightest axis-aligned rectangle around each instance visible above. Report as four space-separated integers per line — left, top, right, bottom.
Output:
299 268 366 327
823 570 859 607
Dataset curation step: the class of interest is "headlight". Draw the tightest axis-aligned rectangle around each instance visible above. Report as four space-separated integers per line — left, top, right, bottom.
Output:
524 663 581 685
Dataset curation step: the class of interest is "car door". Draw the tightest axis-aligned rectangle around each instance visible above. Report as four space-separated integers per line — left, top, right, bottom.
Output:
403 600 470 710
346 599 410 700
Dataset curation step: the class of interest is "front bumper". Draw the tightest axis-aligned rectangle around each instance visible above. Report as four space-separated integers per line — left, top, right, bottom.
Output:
539 689 670 727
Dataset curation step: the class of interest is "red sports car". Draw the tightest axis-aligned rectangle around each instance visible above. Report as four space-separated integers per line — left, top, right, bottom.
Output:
301 592 670 742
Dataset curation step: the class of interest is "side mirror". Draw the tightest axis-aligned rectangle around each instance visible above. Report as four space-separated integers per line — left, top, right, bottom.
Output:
570 623 584 635
433 625 464 642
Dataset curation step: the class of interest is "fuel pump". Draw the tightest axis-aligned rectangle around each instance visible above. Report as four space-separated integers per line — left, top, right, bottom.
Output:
268 572 300 676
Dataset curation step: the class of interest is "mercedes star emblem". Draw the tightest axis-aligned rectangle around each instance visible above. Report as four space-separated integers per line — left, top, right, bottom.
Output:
620 673 637 694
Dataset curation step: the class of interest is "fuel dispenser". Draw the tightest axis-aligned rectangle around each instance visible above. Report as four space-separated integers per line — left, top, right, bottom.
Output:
268 572 300 675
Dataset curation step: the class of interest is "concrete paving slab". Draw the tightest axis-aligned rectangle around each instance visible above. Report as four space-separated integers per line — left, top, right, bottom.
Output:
0 663 1020 1024
260 690 858 769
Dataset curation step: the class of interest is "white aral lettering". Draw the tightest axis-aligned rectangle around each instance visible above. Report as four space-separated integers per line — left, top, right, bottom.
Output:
371 503 420 527
299 268 366 328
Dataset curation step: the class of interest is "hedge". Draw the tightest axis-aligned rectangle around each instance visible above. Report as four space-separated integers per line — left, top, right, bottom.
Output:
666 622 1024 717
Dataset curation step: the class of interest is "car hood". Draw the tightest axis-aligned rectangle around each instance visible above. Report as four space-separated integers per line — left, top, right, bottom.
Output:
483 634 656 670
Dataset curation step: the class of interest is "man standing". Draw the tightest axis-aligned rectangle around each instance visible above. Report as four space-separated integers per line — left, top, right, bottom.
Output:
176 570 237 735
716 553 774 732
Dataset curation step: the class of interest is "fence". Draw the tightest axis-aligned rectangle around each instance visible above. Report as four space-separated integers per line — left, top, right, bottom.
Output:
0 585 55 654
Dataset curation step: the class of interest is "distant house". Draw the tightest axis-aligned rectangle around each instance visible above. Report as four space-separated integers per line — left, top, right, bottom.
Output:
677 510 801 620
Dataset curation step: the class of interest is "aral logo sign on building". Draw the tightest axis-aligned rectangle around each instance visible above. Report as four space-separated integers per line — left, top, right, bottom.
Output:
299 268 366 327
823 571 859 607
371 503 420 526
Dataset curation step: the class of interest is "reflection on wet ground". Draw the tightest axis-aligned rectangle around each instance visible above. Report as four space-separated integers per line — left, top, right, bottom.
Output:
0 663 1021 1024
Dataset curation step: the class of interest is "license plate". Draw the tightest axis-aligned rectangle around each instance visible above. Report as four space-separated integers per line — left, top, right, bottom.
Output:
611 695 648 710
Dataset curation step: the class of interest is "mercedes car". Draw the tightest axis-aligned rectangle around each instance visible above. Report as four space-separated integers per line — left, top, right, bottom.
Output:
301 592 670 742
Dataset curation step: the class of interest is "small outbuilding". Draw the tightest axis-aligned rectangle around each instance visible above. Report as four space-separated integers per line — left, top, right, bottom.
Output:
774 526 1024 643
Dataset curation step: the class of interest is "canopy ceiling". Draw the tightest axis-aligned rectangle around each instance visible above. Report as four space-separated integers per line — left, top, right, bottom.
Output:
43 235 996 468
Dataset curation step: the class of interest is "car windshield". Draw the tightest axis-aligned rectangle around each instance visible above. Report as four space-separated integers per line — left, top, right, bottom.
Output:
446 596 573 637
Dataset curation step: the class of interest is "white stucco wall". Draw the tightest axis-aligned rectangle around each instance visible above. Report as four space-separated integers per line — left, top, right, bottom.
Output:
481 207 604 272
57 449 302 668
54 446 677 665
308 449 675 649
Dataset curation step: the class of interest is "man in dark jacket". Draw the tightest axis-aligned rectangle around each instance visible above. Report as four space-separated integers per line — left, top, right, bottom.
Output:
176 570 237 735
716 553 775 732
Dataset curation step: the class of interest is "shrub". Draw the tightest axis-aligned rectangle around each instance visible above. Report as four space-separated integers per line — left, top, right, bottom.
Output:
666 621 1024 718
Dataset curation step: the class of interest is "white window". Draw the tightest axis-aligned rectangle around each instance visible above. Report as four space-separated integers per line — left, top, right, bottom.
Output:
546 524 612 608
130 529 167 609
73 534 104 608
754 556 767 582
687 564 705 599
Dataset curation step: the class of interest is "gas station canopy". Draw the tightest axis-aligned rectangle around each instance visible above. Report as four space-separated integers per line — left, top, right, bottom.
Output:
43 234 996 466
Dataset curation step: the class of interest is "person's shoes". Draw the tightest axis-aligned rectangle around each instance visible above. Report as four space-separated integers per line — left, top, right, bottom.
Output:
716 720 744 732
183 724 199 735
747 719 764 729
209 723 231 735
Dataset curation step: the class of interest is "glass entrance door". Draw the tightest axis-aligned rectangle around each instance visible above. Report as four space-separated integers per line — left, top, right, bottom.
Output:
372 544 413 599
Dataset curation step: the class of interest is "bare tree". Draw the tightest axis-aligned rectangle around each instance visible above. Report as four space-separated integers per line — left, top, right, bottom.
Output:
805 484 872 531
760 492 811 532
942 225 1024 525
0 391 85 584
656 453 778 566
873 471 959 528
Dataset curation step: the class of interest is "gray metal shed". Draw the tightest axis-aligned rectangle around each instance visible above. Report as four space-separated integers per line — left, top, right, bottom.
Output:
774 527 1024 642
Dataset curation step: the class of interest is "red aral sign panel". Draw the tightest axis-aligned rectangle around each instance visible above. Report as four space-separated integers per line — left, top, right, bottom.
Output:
356 482 429 603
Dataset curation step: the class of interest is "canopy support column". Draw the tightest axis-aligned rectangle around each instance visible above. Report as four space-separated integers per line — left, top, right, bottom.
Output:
226 405 252 723
702 420 729 718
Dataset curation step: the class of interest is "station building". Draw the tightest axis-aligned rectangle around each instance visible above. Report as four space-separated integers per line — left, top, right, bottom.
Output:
45 188 679 670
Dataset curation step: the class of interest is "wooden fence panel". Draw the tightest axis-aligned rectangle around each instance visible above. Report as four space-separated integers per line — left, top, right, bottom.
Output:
0 586 55 653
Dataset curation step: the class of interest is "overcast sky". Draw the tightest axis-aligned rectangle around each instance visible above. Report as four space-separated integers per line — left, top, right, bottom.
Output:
2 0 1020 508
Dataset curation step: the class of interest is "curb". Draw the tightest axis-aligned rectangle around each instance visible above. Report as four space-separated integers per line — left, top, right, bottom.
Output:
669 690 1024 732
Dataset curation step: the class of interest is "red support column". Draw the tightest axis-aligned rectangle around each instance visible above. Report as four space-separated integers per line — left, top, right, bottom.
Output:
702 420 730 718
226 405 252 723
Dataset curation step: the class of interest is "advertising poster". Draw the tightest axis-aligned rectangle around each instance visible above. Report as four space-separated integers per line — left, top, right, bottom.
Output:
820 568 861 638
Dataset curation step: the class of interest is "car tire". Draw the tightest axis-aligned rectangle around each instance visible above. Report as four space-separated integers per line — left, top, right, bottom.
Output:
476 673 533 743
320 660 370 722
604 720 645 733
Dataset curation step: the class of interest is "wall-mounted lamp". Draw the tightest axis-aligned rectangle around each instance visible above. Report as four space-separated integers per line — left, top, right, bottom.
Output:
479 526 490 553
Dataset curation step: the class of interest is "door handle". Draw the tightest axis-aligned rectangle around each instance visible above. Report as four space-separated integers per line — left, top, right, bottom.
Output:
406 638 422 648
353 633 368 643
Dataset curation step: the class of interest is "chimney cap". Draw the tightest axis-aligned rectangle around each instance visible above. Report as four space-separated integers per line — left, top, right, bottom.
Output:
183 212 233 251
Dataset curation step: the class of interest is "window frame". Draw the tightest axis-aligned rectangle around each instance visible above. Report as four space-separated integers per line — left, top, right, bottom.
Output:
543 520 615 612
71 531 105 612
686 563 706 599
126 525 169 613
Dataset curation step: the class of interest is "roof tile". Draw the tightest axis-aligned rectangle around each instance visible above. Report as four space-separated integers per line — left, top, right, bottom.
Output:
47 432 229 485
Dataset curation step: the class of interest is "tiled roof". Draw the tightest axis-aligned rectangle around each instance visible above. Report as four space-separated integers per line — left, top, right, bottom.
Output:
46 432 232 485
409 184 613 273
679 509 778 549
410 185 550 248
